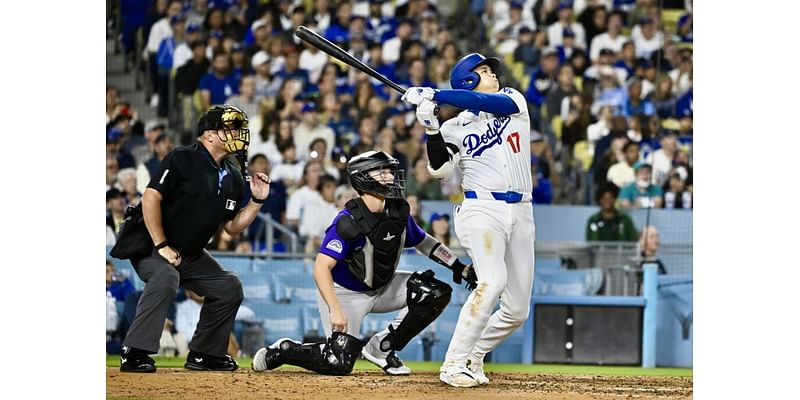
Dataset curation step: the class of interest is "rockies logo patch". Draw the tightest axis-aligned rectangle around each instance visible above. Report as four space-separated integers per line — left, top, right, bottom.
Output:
326 239 343 253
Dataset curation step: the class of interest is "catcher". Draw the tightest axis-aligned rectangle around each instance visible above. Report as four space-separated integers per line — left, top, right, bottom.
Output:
251 150 476 376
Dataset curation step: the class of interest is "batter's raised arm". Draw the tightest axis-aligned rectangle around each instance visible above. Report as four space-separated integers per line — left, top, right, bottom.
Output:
403 86 520 116
433 89 520 116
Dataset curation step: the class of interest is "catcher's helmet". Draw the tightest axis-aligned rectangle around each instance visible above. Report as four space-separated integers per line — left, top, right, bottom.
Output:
449 53 501 91
346 151 405 199
198 104 251 155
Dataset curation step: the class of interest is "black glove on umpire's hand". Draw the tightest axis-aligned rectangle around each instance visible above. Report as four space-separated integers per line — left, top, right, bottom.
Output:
452 260 478 291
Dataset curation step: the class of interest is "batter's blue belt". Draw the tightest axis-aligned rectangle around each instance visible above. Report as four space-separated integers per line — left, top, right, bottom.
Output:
463 190 531 203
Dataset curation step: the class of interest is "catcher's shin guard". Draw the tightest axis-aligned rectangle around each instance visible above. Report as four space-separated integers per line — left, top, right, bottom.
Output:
380 270 452 352
281 332 365 376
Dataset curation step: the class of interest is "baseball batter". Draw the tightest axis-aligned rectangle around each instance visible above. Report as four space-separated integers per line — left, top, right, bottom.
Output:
402 53 535 387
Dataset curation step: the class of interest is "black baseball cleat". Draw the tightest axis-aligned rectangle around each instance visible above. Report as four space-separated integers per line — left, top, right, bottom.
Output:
184 351 238 371
120 346 156 373
252 338 301 372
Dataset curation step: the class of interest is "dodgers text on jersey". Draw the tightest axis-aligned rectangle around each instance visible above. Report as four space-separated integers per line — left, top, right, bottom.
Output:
462 116 511 157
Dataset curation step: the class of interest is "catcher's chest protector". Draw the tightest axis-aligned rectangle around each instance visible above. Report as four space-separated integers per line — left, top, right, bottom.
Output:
338 198 410 290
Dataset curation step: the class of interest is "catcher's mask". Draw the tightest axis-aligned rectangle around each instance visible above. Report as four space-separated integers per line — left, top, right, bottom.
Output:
198 104 250 155
346 151 405 199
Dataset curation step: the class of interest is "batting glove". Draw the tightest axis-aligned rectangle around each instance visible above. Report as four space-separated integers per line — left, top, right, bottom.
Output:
402 86 437 106
416 98 440 134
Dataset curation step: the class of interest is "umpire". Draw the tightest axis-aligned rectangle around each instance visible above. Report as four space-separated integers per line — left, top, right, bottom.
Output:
119 104 271 373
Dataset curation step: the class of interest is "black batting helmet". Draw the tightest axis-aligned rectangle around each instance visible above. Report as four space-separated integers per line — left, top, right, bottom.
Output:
346 151 405 199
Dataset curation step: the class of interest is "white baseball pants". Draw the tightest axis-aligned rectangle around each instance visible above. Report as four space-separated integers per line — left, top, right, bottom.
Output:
443 199 535 365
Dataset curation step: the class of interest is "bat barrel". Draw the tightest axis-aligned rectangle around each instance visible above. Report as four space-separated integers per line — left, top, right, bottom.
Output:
294 26 406 94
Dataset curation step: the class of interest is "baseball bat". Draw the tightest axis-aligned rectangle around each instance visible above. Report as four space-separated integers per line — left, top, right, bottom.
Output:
294 26 406 94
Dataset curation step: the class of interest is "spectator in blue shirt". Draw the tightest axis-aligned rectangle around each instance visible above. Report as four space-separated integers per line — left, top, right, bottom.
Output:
678 12 692 43
593 68 627 114
622 77 654 118
107 260 135 303
676 86 692 119
556 28 579 64
676 85 692 136
245 153 288 251
244 17 273 53
156 14 187 117
120 0 149 64
651 75 677 119
198 52 240 109
526 48 559 130
514 27 540 75
613 41 637 78
366 42 396 99
276 48 311 93
229 42 248 83
324 1 352 45
400 58 435 89
365 0 396 43
531 163 553 204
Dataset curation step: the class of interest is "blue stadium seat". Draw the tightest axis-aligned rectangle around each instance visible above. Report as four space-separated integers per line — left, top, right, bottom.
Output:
535 258 562 270
239 270 276 303
360 312 399 340
253 258 308 277
450 284 471 306
424 305 464 361
397 254 441 271
215 255 252 275
270 275 291 304
397 337 424 362
278 273 319 304
533 268 604 296
301 304 324 338
243 297 274 321
488 326 525 363
259 304 304 344
250 259 311 304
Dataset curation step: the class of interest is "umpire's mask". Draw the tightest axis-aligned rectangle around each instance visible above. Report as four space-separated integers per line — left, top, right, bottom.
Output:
197 104 250 155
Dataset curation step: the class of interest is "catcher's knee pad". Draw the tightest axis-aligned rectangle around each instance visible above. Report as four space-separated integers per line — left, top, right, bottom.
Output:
282 332 365 376
380 270 452 352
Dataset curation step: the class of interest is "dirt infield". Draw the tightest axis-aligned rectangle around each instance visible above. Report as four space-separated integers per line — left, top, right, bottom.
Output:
107 368 692 399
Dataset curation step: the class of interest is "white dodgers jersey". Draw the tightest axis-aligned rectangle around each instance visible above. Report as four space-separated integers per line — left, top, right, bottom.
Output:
439 87 532 194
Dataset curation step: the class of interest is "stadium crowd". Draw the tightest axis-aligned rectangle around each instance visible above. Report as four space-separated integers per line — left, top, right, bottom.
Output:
106 0 693 253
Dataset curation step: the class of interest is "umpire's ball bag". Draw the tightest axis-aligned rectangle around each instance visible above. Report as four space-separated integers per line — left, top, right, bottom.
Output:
110 203 154 260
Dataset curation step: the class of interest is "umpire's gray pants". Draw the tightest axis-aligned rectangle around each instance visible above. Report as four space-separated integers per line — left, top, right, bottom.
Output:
123 249 244 356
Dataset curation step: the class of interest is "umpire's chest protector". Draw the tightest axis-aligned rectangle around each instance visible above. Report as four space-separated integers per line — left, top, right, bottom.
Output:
336 198 409 290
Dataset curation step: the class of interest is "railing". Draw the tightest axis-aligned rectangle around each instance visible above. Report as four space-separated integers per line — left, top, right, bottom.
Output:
535 240 693 296
251 212 301 256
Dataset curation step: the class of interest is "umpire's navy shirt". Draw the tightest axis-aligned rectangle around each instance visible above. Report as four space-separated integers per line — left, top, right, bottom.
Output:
147 143 244 257
318 209 427 292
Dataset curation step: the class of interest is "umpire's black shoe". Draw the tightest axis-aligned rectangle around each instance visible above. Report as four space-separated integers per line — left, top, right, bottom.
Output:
184 351 238 371
120 346 156 373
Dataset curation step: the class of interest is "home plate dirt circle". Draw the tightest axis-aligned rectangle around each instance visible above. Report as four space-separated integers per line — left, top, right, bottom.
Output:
107 369 693 399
